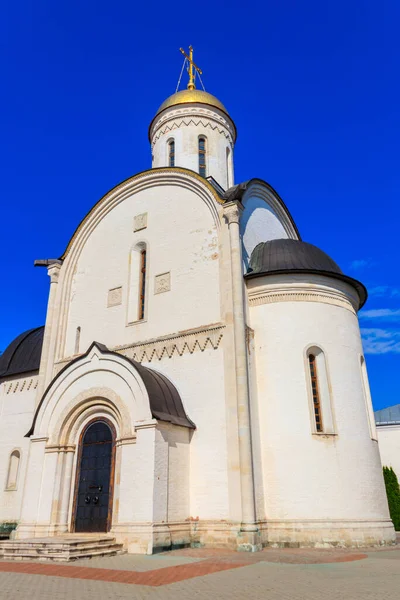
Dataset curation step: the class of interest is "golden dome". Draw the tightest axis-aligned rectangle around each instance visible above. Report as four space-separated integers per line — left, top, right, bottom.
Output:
155 89 230 119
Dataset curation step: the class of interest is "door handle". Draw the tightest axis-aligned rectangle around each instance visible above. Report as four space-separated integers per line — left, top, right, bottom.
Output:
85 496 91 504
92 496 99 504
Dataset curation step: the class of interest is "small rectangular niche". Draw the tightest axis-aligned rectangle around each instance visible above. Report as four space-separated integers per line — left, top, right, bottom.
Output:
108 286 122 307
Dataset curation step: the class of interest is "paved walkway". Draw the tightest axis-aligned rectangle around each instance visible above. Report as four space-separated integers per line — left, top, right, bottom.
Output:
0 546 399 598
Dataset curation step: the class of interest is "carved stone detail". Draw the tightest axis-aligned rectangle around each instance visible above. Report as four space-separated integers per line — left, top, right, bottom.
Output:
48 262 62 284
107 287 122 307
152 117 233 148
134 212 147 232
54 324 225 368
223 202 241 226
118 324 225 363
248 289 355 313
3 376 38 395
154 272 171 294
151 105 235 139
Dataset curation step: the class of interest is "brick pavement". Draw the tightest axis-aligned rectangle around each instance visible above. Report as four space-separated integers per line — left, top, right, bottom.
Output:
0 546 399 599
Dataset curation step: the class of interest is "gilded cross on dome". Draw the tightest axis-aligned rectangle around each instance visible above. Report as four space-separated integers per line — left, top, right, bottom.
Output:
179 46 202 90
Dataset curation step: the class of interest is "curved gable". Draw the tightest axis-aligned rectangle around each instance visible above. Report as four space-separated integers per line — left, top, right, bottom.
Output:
27 342 195 439
236 179 301 270
56 167 224 358
61 167 224 260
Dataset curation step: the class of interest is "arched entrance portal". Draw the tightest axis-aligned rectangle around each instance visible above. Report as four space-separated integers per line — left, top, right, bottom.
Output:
72 419 116 533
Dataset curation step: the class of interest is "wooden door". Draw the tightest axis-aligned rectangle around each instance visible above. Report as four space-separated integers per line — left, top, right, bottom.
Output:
73 420 115 533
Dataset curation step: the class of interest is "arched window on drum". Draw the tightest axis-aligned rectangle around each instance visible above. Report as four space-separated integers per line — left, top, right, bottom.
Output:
168 139 175 167
198 136 207 177
306 347 335 434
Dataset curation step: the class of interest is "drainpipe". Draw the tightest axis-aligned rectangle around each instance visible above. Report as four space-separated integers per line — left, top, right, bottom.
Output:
223 201 260 551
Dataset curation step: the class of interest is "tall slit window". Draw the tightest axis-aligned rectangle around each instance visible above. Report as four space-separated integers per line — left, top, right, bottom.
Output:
198 137 206 177
306 347 335 435
226 146 231 188
139 249 146 320
168 140 175 167
309 354 323 432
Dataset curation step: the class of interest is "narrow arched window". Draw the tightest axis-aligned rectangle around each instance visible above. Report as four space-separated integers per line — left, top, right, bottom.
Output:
198 137 206 177
168 140 175 167
226 147 231 188
138 248 146 320
309 354 323 432
306 347 335 434
128 243 147 324
6 450 20 490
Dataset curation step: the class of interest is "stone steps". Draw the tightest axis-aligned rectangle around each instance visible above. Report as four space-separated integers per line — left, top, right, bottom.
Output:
0 535 125 562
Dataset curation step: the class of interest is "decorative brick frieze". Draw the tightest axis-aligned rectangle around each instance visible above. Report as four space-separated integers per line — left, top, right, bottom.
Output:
152 117 234 147
54 324 225 369
3 376 38 395
117 323 224 363
248 288 356 313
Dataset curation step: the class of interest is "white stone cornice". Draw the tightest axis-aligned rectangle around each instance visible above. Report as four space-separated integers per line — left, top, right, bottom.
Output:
151 116 234 148
134 419 157 430
150 105 235 143
116 435 137 447
247 284 357 314
45 444 75 454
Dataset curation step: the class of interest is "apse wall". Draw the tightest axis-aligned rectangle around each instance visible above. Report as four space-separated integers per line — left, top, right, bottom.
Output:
247 273 393 545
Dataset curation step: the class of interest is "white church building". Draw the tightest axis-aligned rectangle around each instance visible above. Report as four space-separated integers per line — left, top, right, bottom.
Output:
0 51 395 554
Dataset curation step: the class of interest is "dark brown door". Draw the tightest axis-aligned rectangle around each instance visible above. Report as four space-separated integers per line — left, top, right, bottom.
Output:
74 421 114 533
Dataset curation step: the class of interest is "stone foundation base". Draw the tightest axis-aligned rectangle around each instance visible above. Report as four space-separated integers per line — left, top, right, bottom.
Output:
14 518 395 554
260 519 396 548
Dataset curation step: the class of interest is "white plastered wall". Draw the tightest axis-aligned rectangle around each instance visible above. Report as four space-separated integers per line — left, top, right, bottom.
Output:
145 348 229 521
240 183 299 271
377 426 400 482
0 374 37 523
247 273 392 542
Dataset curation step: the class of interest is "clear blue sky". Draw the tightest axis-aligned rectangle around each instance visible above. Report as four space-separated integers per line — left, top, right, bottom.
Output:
1 1 398 410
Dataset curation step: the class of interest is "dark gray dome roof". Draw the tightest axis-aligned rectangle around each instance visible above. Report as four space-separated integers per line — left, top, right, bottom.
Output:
245 239 367 308
0 326 44 379
133 358 195 428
